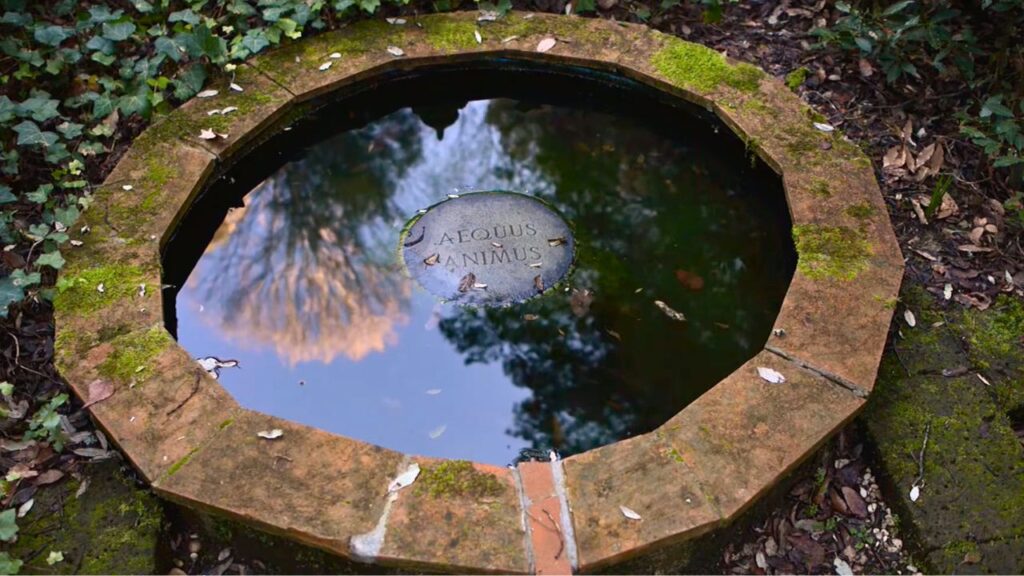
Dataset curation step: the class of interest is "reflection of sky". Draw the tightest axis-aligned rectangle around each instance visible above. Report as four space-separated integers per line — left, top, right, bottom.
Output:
177 101 542 464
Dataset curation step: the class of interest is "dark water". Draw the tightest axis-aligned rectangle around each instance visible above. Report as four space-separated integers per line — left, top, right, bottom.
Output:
165 64 795 465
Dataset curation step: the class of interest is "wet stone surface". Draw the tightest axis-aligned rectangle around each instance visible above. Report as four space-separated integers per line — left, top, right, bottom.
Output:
401 192 575 306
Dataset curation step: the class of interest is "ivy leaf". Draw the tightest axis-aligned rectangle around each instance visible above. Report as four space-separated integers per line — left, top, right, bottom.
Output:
0 552 23 575
0 509 18 542
116 83 152 118
168 9 201 25
34 25 72 47
102 20 137 42
26 184 52 204
0 184 15 204
240 30 270 55
36 251 65 270
172 63 206 100
13 120 59 147
17 95 60 122
357 0 381 13
132 0 155 13
179 24 227 61
0 12 32 26
154 36 182 61
85 35 115 55
56 121 83 139
0 96 15 122
91 52 116 66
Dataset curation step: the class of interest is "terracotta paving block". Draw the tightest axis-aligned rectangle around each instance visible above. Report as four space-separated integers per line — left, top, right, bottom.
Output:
518 461 573 575
61 328 238 483
155 410 405 558
377 458 529 574
658 351 864 520
562 433 720 572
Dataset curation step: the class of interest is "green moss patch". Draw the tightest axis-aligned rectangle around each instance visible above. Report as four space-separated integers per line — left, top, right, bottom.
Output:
54 263 148 315
785 67 808 91
416 460 507 498
811 178 831 197
97 325 172 385
425 19 481 51
845 202 874 220
652 38 764 94
792 224 871 280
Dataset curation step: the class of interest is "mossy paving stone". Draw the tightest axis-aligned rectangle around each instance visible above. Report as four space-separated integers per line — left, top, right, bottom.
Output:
59 329 240 484
863 291 1024 574
658 351 864 521
766 258 903 394
154 410 405 560
562 432 719 572
377 459 528 574
8 461 163 575
149 62 293 160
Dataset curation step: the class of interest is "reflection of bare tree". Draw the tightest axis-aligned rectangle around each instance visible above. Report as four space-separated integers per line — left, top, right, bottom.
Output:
439 101 794 454
188 111 424 365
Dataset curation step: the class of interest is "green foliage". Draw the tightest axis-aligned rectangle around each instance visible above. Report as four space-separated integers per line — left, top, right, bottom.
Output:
26 393 69 450
816 0 1024 184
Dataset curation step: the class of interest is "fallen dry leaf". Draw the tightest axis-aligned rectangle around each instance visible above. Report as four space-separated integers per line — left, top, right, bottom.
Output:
388 463 420 493
537 37 557 52
81 379 115 409
619 505 642 520
757 366 786 384
256 429 283 440
654 300 686 322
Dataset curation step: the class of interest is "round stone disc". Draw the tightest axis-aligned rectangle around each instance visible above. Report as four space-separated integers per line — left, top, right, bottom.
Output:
400 192 575 306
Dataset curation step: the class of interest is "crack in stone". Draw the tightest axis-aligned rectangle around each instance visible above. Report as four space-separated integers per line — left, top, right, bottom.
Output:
510 466 537 574
765 345 870 398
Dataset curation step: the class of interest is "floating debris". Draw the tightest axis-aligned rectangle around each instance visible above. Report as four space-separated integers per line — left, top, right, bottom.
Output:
654 300 686 322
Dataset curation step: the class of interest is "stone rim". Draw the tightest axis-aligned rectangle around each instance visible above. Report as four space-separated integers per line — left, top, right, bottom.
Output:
53 11 903 575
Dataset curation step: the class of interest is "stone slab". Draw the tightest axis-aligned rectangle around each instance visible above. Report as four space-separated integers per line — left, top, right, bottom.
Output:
562 433 720 572
155 410 405 560
377 459 529 574
658 351 864 521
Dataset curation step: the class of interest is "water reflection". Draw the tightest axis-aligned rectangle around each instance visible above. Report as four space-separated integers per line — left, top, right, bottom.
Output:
175 95 793 464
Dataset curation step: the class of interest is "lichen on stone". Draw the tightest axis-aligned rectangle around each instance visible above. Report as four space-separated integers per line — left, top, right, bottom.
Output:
811 178 831 197
792 224 871 280
97 324 172 384
651 37 764 94
416 460 506 498
845 202 874 220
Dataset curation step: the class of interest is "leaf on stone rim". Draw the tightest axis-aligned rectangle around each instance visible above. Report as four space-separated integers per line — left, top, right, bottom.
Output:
81 379 115 409
756 366 786 384
619 505 642 520
909 484 920 502
257 429 283 440
198 128 217 140
904 309 916 327
319 61 332 71
537 37 556 52
386 46 404 57
196 89 219 98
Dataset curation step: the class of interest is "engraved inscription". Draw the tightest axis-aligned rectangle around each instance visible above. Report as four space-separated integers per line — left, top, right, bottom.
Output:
400 192 574 305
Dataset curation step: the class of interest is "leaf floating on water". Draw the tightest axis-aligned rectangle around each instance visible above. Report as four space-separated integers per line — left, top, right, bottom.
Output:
425 389 442 395
257 429 283 440
607 329 622 341
423 253 440 266
674 269 705 291
428 424 447 439
547 237 567 247
904 309 917 327
388 463 420 493
537 37 557 53
909 484 920 502
570 288 594 317
523 314 539 321
654 300 686 322
534 275 545 293
386 46 405 57
196 356 240 379
197 89 219 98
756 366 786 384
619 505 642 520
458 272 476 293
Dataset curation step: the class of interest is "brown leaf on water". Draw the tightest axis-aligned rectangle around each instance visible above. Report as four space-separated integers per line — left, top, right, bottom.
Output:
423 253 439 266
674 269 705 291
570 288 593 317
654 300 687 322
458 272 476 293
81 379 114 409
841 486 867 518
523 314 539 321
534 275 544 293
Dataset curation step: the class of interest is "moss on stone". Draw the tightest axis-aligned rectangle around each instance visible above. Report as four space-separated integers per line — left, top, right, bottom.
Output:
7 461 163 574
785 67 808 91
792 224 871 280
651 37 764 94
845 202 874 220
962 295 1024 370
416 460 506 498
166 447 200 477
54 263 148 315
811 178 831 197
425 19 481 51
97 325 172 384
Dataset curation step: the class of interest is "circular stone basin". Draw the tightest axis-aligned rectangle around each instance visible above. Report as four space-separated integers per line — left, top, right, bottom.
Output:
53 13 903 574
401 192 576 306
163 63 795 465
